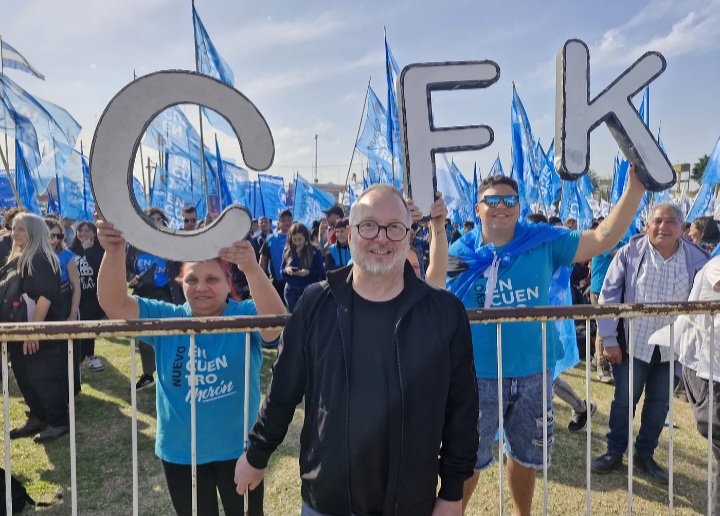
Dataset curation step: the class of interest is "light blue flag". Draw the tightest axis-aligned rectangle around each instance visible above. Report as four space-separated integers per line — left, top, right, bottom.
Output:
47 189 60 214
489 156 505 177
192 4 235 135
14 140 41 215
638 87 650 127
81 153 95 220
57 150 94 220
560 179 593 230
0 170 17 209
0 40 45 80
221 159 250 208
385 36 403 176
536 141 559 211
472 163 479 224
687 183 714 223
258 174 286 220
700 136 720 185
293 174 334 227
611 158 630 207
510 85 537 214
450 162 474 223
214 135 233 209
0 74 80 193
436 160 466 224
143 106 200 156
356 87 394 171
133 176 148 211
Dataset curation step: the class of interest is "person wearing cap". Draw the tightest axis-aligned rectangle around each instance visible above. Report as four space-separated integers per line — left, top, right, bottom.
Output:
325 218 351 272
321 205 345 247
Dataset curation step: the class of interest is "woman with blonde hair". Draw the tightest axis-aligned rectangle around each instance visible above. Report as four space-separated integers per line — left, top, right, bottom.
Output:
4 213 69 443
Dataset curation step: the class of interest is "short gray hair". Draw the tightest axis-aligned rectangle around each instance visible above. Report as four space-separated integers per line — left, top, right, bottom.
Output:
349 184 411 225
649 202 685 225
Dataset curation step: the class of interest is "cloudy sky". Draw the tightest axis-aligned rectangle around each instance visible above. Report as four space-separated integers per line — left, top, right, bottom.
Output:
3 0 719 188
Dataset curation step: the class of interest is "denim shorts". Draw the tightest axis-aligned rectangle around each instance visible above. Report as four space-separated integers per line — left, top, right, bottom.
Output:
475 370 555 471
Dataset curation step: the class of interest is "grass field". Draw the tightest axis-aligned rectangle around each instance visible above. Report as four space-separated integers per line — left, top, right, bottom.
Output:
0 337 712 515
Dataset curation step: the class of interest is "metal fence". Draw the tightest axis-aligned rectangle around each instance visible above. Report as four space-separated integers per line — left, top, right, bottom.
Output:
0 303 717 516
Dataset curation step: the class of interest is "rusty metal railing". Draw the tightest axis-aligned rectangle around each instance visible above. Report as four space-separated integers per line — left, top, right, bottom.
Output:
1 301 718 516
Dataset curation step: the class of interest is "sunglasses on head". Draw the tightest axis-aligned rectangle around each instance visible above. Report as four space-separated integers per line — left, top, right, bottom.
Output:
184 218 197 224
50 233 64 239
479 195 520 208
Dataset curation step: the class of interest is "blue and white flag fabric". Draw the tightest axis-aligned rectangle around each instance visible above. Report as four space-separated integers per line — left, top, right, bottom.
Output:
510 85 537 215
536 141 560 211
638 87 650 127
436 160 470 224
192 4 235 135
700 136 720 185
133 176 148 211
56 148 90 221
0 40 44 80
258 174 286 220
472 163 479 224
356 88 394 172
14 140 41 215
47 189 60 214
221 159 250 208
488 156 505 177
559 179 593 230
143 106 200 156
611 157 629 208
687 182 714 223
0 75 80 193
0 169 17 210
293 174 334 228
385 36 403 176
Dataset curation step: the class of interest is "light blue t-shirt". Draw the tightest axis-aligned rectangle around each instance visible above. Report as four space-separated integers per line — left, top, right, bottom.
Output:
137 297 264 464
461 232 580 378
58 248 76 284
590 249 616 294
266 233 287 280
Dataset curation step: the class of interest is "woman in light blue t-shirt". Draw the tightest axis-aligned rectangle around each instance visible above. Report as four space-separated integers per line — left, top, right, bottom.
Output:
95 223 286 516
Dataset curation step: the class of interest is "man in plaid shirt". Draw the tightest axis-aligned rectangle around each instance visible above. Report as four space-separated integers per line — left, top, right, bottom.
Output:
592 203 710 483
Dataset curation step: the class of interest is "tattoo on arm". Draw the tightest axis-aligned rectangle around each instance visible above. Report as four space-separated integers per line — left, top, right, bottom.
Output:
599 222 610 238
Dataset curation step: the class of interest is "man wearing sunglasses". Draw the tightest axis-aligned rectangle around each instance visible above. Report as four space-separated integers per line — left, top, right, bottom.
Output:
450 166 646 516
235 184 478 516
181 205 198 231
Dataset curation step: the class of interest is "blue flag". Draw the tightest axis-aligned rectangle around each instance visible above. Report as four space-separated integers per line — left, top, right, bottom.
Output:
472 163 479 224
560 179 593 230
536 141 560 211
687 182 714 223
701 136 720 185
510 85 538 215
611 158 629 208
356 87 394 171
15 140 41 215
258 174 286 220
436 160 469 224
133 176 149 211
638 87 650 127
489 156 505 177
192 4 236 135
143 106 200 156
0 170 17 209
56 148 90 221
47 189 60 214
653 128 672 203
214 135 233 209
293 174 334 228
0 40 44 80
222 159 250 208
385 35 403 177
0 75 80 193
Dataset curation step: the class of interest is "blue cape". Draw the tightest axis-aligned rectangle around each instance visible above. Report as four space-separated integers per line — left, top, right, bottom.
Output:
447 220 579 377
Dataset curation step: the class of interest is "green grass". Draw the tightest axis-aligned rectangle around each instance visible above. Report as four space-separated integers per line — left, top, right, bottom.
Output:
0 338 711 515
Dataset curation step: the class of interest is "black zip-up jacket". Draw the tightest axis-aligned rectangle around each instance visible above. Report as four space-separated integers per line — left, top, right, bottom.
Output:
246 262 478 516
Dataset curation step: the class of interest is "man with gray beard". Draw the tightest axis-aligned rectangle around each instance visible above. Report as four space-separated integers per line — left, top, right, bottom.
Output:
234 184 478 516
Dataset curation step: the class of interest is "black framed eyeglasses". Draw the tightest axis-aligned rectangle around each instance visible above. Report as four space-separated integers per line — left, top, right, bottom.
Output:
50 233 64 239
479 195 520 208
354 220 409 241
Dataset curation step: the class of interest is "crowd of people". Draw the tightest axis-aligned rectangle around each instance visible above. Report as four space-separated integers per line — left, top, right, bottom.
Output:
1 167 720 515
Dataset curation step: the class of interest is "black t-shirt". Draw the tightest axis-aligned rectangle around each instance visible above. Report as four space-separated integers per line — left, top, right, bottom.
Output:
348 289 404 516
75 242 106 320
21 253 63 322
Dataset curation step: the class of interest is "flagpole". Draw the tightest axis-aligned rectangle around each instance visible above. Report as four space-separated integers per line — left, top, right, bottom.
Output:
192 0 212 215
342 76 371 198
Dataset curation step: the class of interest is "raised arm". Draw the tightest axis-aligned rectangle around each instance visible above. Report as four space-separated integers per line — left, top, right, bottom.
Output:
219 240 286 342
573 163 646 263
425 193 449 289
97 221 140 320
